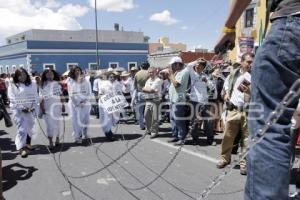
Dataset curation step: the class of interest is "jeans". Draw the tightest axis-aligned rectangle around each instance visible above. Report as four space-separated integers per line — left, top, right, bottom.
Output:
190 101 214 142
170 103 189 141
245 16 300 200
135 98 145 129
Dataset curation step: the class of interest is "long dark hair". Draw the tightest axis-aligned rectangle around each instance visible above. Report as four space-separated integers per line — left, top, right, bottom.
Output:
69 66 83 80
41 68 60 88
13 68 31 86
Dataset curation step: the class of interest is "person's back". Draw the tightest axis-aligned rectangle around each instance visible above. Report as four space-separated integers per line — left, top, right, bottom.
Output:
134 70 149 92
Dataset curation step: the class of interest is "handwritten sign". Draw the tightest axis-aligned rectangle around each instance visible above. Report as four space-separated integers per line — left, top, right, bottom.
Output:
100 91 128 114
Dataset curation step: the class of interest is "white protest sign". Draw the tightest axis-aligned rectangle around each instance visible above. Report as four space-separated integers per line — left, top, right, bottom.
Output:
100 91 128 114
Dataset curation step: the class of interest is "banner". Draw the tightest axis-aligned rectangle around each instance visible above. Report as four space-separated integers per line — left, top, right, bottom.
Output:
100 91 128 114
238 37 254 61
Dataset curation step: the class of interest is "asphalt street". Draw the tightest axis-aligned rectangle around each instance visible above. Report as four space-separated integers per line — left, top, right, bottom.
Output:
1 112 249 200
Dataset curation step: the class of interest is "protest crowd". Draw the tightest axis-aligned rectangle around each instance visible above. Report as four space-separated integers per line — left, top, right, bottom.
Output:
1 1 300 200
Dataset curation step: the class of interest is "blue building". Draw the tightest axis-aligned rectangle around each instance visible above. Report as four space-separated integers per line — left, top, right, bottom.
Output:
0 28 149 74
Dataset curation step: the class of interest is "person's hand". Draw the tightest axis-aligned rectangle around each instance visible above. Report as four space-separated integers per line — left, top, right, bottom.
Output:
167 67 175 79
296 108 300 116
240 84 251 95
224 93 230 102
214 32 236 54
168 66 174 75
22 108 30 113
201 76 208 82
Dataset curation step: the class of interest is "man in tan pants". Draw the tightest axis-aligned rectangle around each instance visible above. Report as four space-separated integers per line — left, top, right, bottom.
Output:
216 52 254 175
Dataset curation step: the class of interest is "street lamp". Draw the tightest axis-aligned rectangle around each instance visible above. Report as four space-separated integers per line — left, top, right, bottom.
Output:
94 0 100 70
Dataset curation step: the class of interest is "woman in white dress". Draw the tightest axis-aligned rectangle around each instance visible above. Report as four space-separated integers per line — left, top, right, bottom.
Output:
8 68 39 158
97 71 123 141
68 66 92 144
39 69 64 149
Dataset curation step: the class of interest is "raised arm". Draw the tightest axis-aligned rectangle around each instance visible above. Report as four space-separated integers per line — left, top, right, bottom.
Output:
214 0 252 53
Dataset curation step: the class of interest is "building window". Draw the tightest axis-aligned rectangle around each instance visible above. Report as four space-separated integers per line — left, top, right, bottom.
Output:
128 62 137 71
12 65 16 73
109 62 119 69
67 63 78 71
43 63 56 70
0 66 3 74
5 65 9 74
245 8 254 28
89 63 98 70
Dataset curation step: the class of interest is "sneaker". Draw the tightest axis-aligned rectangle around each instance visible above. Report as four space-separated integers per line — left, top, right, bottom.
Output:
140 127 145 130
20 149 28 158
174 140 185 146
216 160 229 169
167 138 179 143
240 165 247 175
289 192 300 200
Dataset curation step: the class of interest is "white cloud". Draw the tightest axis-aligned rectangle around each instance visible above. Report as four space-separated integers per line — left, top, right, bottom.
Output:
89 0 137 12
149 10 179 26
181 26 188 30
0 0 89 44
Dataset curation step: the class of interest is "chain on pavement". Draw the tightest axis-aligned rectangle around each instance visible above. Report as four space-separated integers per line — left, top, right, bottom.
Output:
197 79 300 200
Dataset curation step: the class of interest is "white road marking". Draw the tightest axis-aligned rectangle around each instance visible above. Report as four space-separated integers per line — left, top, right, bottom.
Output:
151 139 218 164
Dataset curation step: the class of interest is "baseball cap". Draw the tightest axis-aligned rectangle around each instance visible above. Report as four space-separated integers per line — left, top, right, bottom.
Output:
169 56 183 65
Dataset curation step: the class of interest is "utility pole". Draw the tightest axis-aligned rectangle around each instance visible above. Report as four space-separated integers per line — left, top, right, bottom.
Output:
94 0 100 70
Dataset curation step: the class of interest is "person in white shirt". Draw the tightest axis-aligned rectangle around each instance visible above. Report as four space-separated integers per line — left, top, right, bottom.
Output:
8 68 39 158
143 67 163 138
39 68 64 149
216 53 254 176
120 71 133 120
186 59 215 145
68 66 92 144
98 71 123 141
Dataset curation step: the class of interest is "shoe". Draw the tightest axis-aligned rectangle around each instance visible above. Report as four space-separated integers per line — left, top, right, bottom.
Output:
134 121 139 125
145 130 151 135
167 138 179 143
289 192 300 200
48 144 54 150
20 149 28 158
55 137 60 147
150 133 158 139
174 140 185 146
207 140 217 146
240 165 247 175
140 127 145 130
192 137 199 144
216 160 229 169
106 135 116 142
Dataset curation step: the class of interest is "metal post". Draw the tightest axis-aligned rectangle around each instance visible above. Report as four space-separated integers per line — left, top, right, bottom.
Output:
94 0 100 70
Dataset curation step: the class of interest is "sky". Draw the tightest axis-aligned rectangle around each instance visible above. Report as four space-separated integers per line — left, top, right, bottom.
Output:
0 0 229 50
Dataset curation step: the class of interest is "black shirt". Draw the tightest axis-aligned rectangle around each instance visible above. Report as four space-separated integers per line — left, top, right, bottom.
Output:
271 0 300 19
